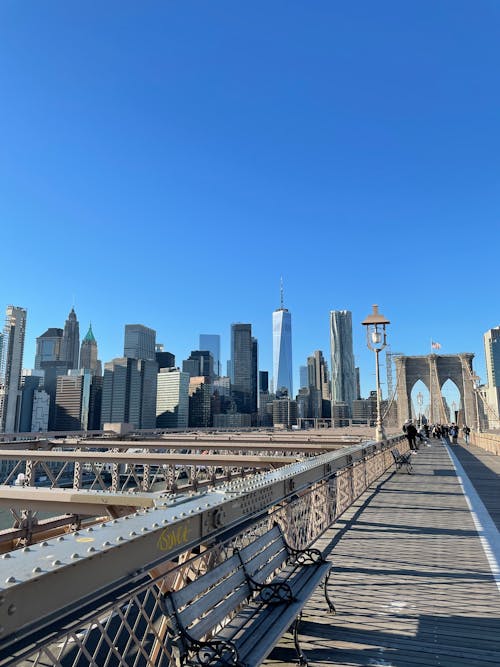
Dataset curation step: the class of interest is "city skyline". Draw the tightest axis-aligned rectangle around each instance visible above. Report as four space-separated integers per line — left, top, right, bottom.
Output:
1 3 499 400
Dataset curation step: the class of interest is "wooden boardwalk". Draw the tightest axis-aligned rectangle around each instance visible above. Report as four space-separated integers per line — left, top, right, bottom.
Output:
266 440 500 666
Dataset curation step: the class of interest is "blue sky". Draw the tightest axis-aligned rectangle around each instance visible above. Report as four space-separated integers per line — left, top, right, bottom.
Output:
1 1 499 400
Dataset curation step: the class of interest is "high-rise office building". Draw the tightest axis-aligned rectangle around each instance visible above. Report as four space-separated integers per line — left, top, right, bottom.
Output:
55 370 102 431
101 357 158 429
0 306 27 433
329 310 356 416
231 323 256 414
124 324 156 361
199 335 221 377
60 308 80 370
156 368 189 429
80 323 101 375
188 376 211 427
155 344 175 370
484 326 500 422
484 327 500 388
307 350 330 401
299 366 308 390
259 371 269 394
183 351 214 380
272 283 293 398
34 328 63 369
19 370 44 432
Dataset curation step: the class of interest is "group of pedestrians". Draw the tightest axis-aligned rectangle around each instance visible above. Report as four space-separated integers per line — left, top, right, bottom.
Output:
403 420 471 450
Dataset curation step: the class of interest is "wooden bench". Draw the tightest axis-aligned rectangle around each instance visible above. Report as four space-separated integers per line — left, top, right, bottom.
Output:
391 447 413 474
160 523 334 666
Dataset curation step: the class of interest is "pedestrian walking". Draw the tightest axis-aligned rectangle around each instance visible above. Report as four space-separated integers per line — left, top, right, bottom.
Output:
462 425 470 444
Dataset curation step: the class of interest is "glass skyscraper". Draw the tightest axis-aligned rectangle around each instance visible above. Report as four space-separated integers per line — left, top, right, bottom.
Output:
329 310 356 415
199 334 221 377
272 296 293 399
0 305 27 432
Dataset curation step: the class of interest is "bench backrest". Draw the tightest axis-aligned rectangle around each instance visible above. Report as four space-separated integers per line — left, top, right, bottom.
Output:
237 524 290 584
391 448 401 459
164 552 250 643
162 524 291 646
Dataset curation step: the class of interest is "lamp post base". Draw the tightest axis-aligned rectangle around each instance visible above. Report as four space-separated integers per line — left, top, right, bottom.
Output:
375 424 386 442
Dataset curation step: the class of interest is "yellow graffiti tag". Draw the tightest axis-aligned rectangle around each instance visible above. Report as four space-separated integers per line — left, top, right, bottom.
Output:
157 524 189 551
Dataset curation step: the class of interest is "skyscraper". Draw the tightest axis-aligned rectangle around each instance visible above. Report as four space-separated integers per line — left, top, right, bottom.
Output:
34 328 63 369
329 310 356 416
156 368 189 428
55 370 100 431
124 324 156 361
0 306 27 432
60 308 80 370
272 282 293 398
80 323 101 375
231 323 256 414
199 335 221 377
101 357 157 429
484 327 500 389
484 326 500 421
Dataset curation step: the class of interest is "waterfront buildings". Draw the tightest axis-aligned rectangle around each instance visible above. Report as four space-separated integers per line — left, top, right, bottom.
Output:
272 287 293 398
0 306 27 432
156 368 189 428
329 310 356 416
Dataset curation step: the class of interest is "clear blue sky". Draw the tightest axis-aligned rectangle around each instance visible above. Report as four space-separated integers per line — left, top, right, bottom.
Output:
1 1 499 400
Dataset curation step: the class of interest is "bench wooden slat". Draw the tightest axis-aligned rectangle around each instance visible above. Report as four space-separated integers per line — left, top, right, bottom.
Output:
247 546 289 585
237 525 282 562
187 584 251 641
177 567 248 630
173 552 242 609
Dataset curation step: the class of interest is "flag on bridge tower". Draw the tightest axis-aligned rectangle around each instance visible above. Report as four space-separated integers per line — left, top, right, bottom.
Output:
431 340 442 350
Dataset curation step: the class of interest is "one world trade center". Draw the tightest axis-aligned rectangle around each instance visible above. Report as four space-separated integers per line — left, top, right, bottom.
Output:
272 280 293 398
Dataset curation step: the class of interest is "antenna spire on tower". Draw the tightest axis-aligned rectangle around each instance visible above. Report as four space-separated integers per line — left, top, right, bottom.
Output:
280 276 284 309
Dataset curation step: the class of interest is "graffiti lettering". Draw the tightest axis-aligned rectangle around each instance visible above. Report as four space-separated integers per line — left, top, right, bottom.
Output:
157 524 189 551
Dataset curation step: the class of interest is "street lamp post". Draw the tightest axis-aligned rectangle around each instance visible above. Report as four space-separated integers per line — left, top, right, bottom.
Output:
417 391 423 426
472 374 481 432
362 305 390 442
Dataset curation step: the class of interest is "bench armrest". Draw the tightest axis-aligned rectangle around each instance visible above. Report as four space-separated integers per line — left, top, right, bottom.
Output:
287 546 325 566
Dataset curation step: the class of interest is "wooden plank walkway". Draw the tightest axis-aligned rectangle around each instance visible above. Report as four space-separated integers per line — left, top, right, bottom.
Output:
266 439 500 666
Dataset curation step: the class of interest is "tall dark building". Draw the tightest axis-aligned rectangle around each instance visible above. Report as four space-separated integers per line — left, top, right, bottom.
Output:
155 344 175 370
230 324 257 414
34 328 63 369
124 324 156 361
80 323 101 375
0 306 27 433
183 351 214 380
60 308 80 370
259 371 269 393
55 371 102 431
101 357 157 429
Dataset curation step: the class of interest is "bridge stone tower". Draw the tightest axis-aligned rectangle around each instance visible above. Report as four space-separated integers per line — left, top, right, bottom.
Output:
395 354 478 429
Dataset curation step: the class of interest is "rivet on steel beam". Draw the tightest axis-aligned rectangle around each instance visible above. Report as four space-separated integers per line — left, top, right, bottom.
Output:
152 522 159 528
130 531 137 536
2 554 11 559
141 527 149 532
5 577 15 584
41 542 49 547
71 553 80 559
116 536 124 542
22 547 31 553
87 527 93 532
103 541 111 546
88 547 96 552
32 567 42 573
57 536 65 542
52 560 62 566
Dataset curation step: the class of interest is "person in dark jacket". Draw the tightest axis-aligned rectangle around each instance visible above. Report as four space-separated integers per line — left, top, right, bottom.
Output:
404 421 418 451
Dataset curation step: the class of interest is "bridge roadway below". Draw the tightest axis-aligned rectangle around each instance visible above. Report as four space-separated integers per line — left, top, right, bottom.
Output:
267 439 500 667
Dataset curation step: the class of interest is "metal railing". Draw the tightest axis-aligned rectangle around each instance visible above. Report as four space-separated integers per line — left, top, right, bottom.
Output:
0 434 406 667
